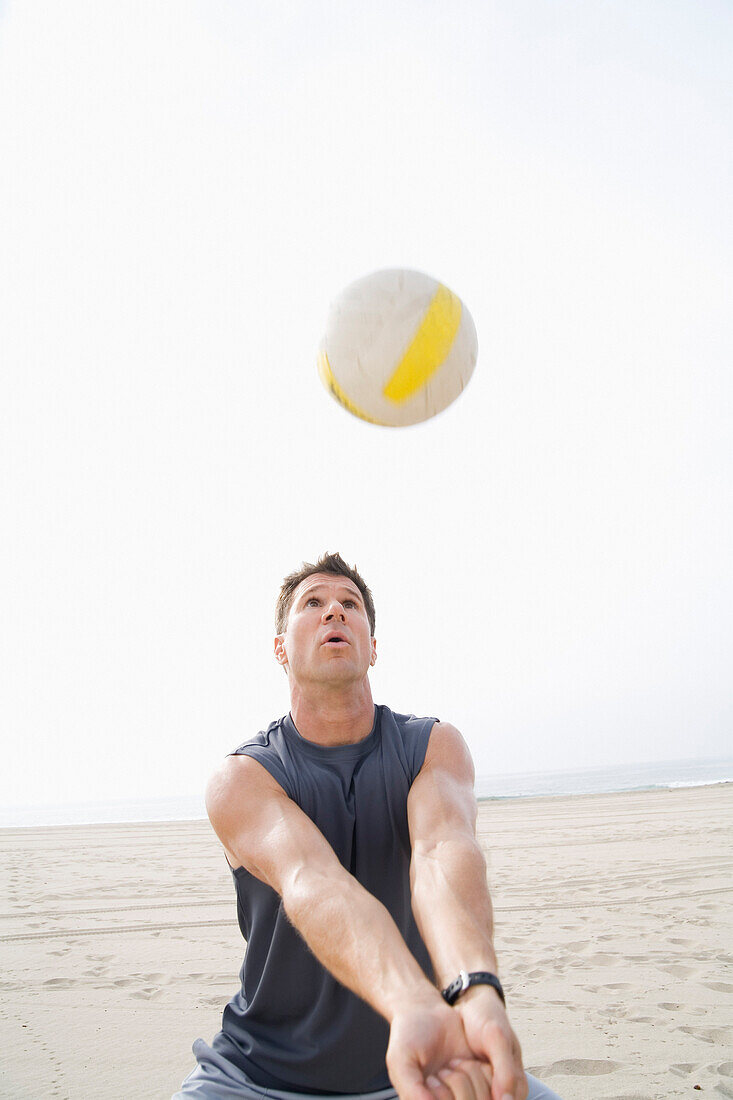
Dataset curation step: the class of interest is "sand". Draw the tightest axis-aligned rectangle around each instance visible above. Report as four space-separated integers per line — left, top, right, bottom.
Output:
1 784 731 1100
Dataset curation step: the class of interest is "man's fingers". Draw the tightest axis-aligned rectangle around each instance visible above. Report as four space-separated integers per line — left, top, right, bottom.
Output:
462 1016 524 1100
393 1068 440 1100
434 1064 485 1100
485 1030 526 1100
447 1058 492 1100
387 1055 441 1100
426 1073 456 1100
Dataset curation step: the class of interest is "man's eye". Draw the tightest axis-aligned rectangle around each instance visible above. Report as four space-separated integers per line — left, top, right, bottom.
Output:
306 598 320 607
344 600 356 608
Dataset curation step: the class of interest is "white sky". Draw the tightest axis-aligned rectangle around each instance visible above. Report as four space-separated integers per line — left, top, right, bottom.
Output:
1 1 731 810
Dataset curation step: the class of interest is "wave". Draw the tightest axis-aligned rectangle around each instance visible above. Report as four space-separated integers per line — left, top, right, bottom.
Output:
666 777 732 789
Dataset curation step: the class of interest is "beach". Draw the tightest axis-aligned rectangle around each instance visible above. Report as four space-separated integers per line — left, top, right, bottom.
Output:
1 784 731 1100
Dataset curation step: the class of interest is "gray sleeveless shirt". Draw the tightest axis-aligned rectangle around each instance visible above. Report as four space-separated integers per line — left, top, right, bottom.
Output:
211 705 437 1094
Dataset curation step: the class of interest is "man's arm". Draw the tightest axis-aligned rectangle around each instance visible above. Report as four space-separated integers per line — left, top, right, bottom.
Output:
407 723 528 1100
206 754 490 1100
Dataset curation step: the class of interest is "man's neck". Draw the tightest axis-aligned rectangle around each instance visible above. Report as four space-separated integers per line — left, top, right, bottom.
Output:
288 681 375 747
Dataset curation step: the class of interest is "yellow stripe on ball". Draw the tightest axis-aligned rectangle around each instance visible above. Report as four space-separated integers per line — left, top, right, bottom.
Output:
317 350 389 426
382 283 462 405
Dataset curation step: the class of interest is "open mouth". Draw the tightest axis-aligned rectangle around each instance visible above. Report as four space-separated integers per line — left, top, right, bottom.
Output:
324 634 348 645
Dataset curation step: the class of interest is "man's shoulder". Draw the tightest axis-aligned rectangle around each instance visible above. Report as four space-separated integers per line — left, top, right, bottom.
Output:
377 706 441 784
417 720 474 778
380 705 440 730
207 721 294 827
225 716 296 799
229 715 288 757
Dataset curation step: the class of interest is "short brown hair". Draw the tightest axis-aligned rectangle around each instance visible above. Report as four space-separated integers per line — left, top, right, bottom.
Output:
276 552 376 635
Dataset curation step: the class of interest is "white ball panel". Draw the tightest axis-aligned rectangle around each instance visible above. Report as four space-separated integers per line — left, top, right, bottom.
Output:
319 268 478 427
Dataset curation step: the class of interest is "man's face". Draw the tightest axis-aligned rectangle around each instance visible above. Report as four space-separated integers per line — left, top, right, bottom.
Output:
274 573 376 686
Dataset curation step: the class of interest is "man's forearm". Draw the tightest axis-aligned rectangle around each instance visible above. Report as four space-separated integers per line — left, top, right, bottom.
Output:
405 725 528 1099
282 863 438 1021
410 834 499 988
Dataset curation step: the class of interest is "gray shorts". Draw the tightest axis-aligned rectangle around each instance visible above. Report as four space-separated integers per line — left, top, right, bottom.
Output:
172 1039 562 1100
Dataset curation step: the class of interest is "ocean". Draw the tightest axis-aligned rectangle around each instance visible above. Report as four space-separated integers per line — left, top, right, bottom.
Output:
473 755 733 800
2 755 731 828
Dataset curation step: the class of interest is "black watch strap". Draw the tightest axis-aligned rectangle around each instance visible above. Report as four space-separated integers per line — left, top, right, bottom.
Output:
441 970 505 1006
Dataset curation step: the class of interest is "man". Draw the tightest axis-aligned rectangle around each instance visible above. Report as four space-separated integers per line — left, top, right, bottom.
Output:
174 553 560 1100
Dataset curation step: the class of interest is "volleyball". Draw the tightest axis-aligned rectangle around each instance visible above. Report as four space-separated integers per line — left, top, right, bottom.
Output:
317 268 478 427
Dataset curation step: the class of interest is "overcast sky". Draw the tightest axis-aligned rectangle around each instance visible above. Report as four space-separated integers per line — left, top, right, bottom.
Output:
1 1 731 812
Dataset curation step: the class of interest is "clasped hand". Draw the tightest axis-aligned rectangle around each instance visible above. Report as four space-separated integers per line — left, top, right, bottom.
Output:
386 987 527 1100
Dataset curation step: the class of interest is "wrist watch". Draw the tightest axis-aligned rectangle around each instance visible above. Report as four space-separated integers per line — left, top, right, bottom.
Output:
442 969 505 1006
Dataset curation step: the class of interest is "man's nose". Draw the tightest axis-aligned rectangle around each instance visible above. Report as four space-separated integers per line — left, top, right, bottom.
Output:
323 602 346 622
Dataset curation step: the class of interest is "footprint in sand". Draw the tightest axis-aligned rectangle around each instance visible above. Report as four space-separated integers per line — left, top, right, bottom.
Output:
717 1063 733 1078
655 1003 704 1016
705 982 733 993
598 1094 652 1099
541 1059 623 1076
659 1002 706 1017
678 1025 732 1045
670 1063 701 1078
131 986 162 1000
660 963 700 978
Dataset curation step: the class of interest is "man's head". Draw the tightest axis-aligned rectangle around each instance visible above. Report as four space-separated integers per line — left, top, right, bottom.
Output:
276 552 375 636
274 553 376 686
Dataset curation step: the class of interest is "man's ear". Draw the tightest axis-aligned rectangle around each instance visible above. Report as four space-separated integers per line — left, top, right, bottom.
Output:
274 635 288 667
369 637 377 666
